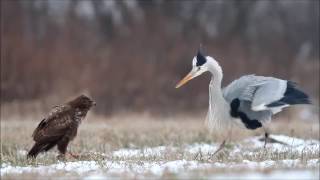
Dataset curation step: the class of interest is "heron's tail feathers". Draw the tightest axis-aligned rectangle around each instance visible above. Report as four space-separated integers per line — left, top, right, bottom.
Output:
282 81 311 105
267 81 311 107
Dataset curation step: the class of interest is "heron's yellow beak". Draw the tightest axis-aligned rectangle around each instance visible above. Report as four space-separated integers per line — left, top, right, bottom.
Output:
175 72 195 88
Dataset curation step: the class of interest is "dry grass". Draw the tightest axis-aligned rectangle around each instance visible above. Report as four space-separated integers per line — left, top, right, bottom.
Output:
1 112 319 179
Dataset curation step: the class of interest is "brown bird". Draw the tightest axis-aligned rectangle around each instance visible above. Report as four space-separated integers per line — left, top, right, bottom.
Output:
27 95 96 159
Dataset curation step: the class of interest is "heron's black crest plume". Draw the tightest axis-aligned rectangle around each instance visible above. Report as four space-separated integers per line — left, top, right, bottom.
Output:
196 50 206 67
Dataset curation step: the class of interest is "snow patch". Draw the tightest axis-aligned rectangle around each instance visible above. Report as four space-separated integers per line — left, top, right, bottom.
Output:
112 146 168 158
185 143 218 154
211 170 318 180
2 134 319 178
2 159 318 177
17 150 28 156
243 134 319 153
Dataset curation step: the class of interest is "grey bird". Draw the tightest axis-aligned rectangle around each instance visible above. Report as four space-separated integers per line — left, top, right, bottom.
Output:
175 50 311 155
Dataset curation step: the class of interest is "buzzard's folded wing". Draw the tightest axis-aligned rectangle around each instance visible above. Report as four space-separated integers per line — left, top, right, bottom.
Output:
32 105 73 143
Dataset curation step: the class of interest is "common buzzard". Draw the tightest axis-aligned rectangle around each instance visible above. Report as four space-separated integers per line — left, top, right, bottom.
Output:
27 95 96 159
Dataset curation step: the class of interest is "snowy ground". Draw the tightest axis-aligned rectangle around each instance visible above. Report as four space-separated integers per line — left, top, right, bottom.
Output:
1 135 319 179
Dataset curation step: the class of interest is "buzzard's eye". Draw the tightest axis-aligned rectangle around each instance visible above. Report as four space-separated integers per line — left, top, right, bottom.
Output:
198 67 201 71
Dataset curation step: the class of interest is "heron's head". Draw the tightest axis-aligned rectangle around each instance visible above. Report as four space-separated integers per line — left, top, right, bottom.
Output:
175 50 209 88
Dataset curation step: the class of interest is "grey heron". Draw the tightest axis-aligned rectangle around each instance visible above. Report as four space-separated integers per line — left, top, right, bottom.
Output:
175 50 311 155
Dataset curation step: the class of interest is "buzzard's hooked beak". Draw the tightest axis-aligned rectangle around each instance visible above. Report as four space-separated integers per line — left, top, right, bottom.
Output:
92 101 96 106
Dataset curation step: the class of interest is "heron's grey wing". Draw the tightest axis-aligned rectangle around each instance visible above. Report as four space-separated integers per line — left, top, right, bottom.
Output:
223 75 287 111
222 75 289 125
250 78 287 111
222 75 264 103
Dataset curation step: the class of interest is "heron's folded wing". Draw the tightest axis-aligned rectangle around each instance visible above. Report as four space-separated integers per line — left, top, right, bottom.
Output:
251 79 287 110
223 75 287 111
222 75 265 102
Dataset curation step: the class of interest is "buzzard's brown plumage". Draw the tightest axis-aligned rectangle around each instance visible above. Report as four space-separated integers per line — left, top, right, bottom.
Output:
27 95 95 159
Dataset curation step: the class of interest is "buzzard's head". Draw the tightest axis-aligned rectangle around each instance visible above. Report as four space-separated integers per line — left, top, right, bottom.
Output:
69 95 96 111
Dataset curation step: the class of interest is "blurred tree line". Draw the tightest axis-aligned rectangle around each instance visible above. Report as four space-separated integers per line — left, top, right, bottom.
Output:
1 0 319 115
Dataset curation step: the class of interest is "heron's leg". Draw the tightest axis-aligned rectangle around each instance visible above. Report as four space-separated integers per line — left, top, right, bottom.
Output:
212 126 233 156
212 140 226 156
211 126 233 157
262 125 271 148
262 127 288 147
264 132 269 148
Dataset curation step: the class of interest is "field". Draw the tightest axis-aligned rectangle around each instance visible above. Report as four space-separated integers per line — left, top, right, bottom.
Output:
1 112 319 179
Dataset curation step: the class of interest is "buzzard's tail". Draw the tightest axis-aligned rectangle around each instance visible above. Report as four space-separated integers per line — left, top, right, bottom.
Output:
27 142 43 158
27 141 57 158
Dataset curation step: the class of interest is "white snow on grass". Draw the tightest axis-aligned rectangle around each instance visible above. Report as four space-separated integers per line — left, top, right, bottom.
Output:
2 134 319 178
253 134 318 147
242 134 319 153
210 170 319 180
1 160 210 176
112 143 219 159
2 159 319 177
17 150 28 156
185 143 218 154
112 146 169 158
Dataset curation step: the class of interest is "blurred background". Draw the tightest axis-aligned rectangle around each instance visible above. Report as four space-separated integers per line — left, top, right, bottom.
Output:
1 0 319 119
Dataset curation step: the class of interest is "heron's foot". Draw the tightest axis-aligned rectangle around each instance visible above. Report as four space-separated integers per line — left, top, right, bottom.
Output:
260 136 289 148
212 140 226 156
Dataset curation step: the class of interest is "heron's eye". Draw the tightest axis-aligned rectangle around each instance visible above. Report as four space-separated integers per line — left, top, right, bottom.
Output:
197 67 201 71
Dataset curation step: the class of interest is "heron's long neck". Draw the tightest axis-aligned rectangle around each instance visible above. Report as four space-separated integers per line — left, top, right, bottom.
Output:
208 67 228 113
206 58 231 131
206 58 224 101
